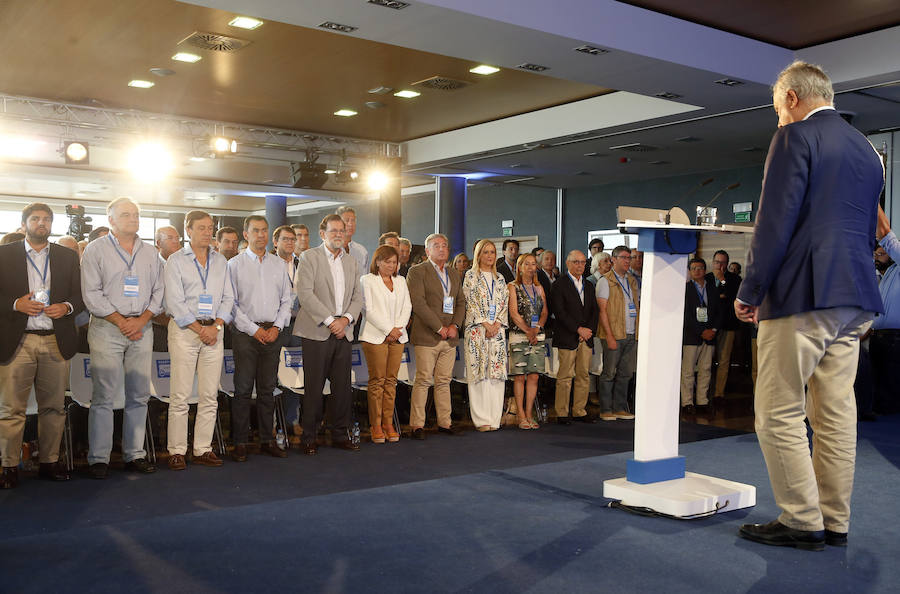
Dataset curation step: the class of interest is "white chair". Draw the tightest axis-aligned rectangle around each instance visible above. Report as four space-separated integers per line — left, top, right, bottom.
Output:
350 344 369 387
452 344 467 383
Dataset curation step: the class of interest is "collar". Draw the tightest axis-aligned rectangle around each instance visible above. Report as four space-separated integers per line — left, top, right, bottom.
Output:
244 248 269 262
24 240 49 255
568 272 582 284
430 258 447 273
322 242 344 261
803 105 835 121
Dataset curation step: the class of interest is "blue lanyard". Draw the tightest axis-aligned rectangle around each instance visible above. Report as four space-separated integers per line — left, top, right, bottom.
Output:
523 283 539 310
480 273 495 304
693 281 707 307
25 249 49 285
435 265 450 294
192 248 210 291
613 272 632 302
568 272 584 297
109 234 141 271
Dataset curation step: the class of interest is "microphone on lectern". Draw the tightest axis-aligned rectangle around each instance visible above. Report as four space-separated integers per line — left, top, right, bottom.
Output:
700 182 741 212
666 178 715 225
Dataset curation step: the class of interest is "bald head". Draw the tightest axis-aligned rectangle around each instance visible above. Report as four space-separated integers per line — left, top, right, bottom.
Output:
155 225 181 260
57 235 79 252
566 250 587 279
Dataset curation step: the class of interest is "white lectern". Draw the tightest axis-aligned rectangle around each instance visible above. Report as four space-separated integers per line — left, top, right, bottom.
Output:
602 214 756 517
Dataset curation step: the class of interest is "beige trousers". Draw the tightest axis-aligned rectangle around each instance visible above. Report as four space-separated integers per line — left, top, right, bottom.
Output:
755 307 872 532
361 340 404 429
410 342 456 429
555 341 592 418
713 330 735 397
0 334 68 466
681 343 714 406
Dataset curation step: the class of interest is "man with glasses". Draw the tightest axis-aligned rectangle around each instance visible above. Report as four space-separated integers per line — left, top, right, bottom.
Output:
596 246 639 421
707 249 741 401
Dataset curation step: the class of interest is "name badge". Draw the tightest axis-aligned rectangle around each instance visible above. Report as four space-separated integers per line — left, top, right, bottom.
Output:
33 287 50 306
488 303 496 322
696 307 708 323
627 302 637 318
123 275 139 298
530 314 540 328
443 296 455 314
198 293 214 317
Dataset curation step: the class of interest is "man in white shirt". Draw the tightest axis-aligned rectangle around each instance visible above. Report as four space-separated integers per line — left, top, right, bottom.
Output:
336 206 368 273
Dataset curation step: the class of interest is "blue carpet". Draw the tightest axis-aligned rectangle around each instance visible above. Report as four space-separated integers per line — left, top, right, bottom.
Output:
1 417 897 593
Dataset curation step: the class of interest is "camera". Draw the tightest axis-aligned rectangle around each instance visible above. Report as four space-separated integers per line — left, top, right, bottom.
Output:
66 204 93 241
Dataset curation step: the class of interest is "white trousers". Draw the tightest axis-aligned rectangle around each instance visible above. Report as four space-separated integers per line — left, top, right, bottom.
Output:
166 321 224 456
468 379 506 428
681 343 714 406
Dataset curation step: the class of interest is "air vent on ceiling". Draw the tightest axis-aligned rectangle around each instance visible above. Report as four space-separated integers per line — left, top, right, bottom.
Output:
517 63 550 72
583 152 607 157
741 146 764 152
574 171 592 176
150 68 176 77
648 160 671 165
609 142 658 152
319 21 358 33
181 32 251 52
574 45 608 56
676 136 701 142
715 78 744 87
509 163 530 169
368 86 393 95
368 0 411 8
411 76 470 91
365 101 385 109
655 91 682 100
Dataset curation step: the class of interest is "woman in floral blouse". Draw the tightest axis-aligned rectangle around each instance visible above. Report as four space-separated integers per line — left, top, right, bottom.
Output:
507 253 548 428
462 239 509 431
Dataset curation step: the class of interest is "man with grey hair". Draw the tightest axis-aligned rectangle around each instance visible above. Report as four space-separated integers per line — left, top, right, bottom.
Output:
336 206 368 273
81 197 165 478
736 61 884 550
398 237 412 277
155 226 181 261
57 235 79 253
153 225 180 350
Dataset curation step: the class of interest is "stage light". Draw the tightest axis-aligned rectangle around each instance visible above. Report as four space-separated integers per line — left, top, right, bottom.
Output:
64 141 89 164
228 16 263 30
324 168 337 175
334 169 360 184
367 171 389 192
127 142 174 182
210 136 238 156
469 65 500 75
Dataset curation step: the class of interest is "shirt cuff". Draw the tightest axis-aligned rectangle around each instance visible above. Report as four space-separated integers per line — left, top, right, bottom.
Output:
174 313 197 328
12 298 19 312
736 297 754 306
64 302 74 315
342 313 354 324
324 315 335 326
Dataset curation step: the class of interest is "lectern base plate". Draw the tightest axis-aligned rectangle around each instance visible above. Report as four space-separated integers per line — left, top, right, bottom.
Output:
603 472 756 518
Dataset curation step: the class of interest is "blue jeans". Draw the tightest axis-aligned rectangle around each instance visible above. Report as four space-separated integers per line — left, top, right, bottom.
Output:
87 317 153 464
599 334 637 413
280 329 302 428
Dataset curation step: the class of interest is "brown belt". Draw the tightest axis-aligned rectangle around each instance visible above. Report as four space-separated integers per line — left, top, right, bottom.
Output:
198 319 216 326
25 329 55 336
257 322 275 329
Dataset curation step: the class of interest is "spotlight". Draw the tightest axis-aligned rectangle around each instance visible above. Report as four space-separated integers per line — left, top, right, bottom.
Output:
367 171 389 192
127 142 174 182
64 141 89 164
210 136 238 156
334 169 360 184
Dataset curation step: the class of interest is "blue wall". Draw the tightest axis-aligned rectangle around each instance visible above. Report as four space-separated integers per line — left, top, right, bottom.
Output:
465 184 558 254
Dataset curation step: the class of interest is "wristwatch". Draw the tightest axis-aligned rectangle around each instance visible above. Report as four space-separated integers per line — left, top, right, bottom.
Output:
215 324 223 331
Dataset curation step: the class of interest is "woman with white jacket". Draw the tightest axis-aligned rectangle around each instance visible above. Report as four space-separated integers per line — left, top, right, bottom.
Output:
359 245 412 443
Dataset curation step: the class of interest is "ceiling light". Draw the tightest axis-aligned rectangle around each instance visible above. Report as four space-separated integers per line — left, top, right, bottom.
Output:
393 90 420 98
127 142 174 182
324 168 337 175
714 78 744 87
228 16 263 30
128 80 154 88
334 109 358 117
517 63 549 72
469 65 500 75
210 136 238 155
573 45 609 56
368 0 410 9
150 68 176 77
367 171 389 192
319 21 358 33
368 86 393 95
334 169 360 184
172 52 202 63
655 91 682 100
64 141 89 164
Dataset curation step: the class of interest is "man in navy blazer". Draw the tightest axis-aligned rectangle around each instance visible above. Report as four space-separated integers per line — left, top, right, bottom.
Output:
736 62 885 551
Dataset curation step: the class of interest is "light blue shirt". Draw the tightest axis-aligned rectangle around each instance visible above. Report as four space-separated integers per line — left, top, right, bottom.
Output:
874 231 900 330
228 248 292 335
22 242 53 330
164 245 235 327
81 233 164 318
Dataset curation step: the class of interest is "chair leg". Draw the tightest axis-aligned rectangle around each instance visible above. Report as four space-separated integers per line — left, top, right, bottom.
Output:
393 407 402 439
63 401 74 472
273 392 288 443
213 413 225 456
145 414 157 464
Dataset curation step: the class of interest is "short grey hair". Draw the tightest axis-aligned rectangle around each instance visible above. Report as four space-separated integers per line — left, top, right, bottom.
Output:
399 237 411 248
155 225 179 242
335 205 356 216
424 233 448 249
107 196 140 217
774 60 834 104
590 251 611 276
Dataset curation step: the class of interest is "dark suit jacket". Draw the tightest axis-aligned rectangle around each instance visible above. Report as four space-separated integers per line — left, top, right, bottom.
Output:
407 260 465 347
550 274 598 350
496 258 515 284
705 271 741 331
737 109 885 320
536 268 555 337
683 280 722 346
0 241 84 363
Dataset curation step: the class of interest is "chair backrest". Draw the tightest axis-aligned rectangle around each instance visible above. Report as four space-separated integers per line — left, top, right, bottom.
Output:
396 345 411 383
278 346 305 390
350 344 368 386
68 353 126 409
150 352 199 403
452 344 466 381
220 349 236 394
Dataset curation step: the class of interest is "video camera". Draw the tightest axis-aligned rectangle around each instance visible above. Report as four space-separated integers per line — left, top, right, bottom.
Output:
66 204 93 241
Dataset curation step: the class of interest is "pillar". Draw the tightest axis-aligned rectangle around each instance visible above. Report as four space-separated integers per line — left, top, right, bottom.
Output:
378 157 402 236
435 176 467 256
265 195 287 250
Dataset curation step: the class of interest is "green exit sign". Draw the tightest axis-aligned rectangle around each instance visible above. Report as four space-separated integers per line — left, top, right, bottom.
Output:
734 212 751 223
502 227 513 237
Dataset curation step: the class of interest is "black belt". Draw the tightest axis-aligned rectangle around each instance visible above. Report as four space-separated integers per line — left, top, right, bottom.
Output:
257 321 275 329
25 329 55 336
198 319 216 326
874 328 900 337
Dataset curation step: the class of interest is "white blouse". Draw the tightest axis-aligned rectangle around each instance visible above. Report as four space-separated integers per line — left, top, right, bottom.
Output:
359 273 412 344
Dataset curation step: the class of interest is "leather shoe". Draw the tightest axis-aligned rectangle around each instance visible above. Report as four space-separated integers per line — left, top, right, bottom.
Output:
411 428 425 440
89 462 108 479
192 451 223 467
557 417 572 426
1 466 18 489
167 454 186 471
125 458 156 474
739 520 825 551
332 440 361 452
260 443 288 458
825 529 848 547
574 414 598 424
38 462 71 482
438 425 463 436
231 444 248 462
302 442 318 456
682 404 696 415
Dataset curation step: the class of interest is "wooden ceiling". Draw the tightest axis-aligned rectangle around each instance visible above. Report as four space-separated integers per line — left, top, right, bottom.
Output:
622 0 900 49
0 0 609 143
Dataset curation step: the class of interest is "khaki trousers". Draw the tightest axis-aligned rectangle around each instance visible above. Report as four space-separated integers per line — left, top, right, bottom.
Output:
681 343 714 406
361 340 404 429
713 329 735 397
410 342 455 429
756 307 872 532
555 341 592 418
0 334 68 467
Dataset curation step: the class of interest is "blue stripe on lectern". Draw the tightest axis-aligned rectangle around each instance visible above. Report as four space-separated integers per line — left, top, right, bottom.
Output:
636 229 697 254
626 457 686 484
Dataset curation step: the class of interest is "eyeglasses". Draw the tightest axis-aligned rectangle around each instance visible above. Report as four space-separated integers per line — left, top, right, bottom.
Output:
570 259 587 264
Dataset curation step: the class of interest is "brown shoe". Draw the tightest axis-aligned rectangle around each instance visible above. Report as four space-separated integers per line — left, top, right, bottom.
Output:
192 451 223 467
231 444 248 463
260 442 288 458
371 425 386 444
302 442 318 456
383 424 400 443
38 461 71 482
332 440 361 452
168 454 186 471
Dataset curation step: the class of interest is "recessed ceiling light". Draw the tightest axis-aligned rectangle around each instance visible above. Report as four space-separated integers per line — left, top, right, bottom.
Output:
368 86 393 95
319 21 358 33
573 45 609 56
228 16 263 30
714 78 744 87
149 68 176 77
128 80 154 88
334 109 358 117
172 52 202 63
517 63 549 72
469 65 500 75
368 0 411 8
655 91 682 100
393 90 420 98
324 168 337 175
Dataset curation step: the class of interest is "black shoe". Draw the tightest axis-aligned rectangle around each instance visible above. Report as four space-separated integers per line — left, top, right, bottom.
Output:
1 466 18 489
332 440 361 452
438 425 463 436
302 442 318 456
89 463 109 480
825 529 848 547
574 414 598 424
231 444 248 462
858 412 877 422
411 428 425 440
260 443 288 458
38 462 71 482
124 458 156 474
682 404 696 415
739 520 825 551
557 417 572 426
